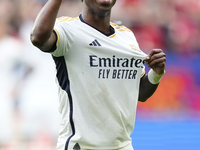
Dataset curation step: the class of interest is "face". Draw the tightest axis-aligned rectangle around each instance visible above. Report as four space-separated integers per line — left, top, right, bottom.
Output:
83 0 117 17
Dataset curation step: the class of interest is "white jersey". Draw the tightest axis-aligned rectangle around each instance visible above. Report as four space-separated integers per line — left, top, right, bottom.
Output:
52 14 147 150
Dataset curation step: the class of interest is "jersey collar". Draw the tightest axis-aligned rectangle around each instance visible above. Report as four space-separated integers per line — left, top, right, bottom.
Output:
79 14 115 37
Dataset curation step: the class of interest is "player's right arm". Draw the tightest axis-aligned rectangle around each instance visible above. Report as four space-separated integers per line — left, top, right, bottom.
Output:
30 0 62 52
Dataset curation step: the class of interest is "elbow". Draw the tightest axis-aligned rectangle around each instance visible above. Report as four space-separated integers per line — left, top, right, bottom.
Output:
30 31 56 52
138 98 148 102
138 93 148 102
30 32 44 48
138 93 154 102
30 28 51 50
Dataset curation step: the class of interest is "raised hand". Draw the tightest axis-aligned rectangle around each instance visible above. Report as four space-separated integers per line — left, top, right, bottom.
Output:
145 49 166 74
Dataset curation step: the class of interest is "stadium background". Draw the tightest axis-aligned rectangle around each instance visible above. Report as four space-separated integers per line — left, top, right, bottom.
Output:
0 0 200 149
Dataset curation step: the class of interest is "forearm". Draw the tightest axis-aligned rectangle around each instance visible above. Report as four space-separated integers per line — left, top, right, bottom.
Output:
30 0 62 49
138 74 159 102
139 48 166 102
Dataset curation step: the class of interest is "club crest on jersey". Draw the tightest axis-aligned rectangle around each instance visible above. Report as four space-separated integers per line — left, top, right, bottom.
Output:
129 44 142 52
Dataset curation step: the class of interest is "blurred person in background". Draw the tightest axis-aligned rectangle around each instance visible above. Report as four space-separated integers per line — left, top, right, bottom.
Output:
0 0 61 149
0 0 24 148
15 0 61 148
30 0 166 150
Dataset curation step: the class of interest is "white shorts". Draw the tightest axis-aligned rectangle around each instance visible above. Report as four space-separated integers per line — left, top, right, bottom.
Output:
81 143 134 150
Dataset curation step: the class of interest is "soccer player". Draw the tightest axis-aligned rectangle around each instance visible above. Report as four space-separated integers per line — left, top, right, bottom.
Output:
30 0 166 150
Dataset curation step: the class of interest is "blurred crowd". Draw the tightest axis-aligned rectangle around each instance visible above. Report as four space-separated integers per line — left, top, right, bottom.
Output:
114 0 200 53
1 0 200 53
0 0 200 149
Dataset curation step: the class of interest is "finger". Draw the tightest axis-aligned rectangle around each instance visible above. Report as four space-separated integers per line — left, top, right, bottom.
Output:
146 52 166 65
147 57 166 68
151 61 166 69
146 49 163 60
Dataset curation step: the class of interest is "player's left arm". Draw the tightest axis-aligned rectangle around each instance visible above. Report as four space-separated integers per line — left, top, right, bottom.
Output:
138 49 166 102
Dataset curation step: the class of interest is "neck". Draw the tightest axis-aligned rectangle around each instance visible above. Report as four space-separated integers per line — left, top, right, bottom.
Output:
81 10 112 34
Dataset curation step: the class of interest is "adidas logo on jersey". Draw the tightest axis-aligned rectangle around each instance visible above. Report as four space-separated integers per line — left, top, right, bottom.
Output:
73 143 81 150
89 39 101 46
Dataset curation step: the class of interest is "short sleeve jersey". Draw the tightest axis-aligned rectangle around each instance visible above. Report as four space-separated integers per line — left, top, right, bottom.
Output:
52 14 147 150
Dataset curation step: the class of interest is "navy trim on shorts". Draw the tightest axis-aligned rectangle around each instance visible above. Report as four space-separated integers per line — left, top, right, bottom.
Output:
52 56 75 150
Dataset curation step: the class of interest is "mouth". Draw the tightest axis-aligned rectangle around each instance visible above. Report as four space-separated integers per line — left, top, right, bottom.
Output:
99 0 112 4
95 0 115 12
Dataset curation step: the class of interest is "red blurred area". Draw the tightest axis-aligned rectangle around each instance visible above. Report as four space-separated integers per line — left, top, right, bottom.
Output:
138 67 200 113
